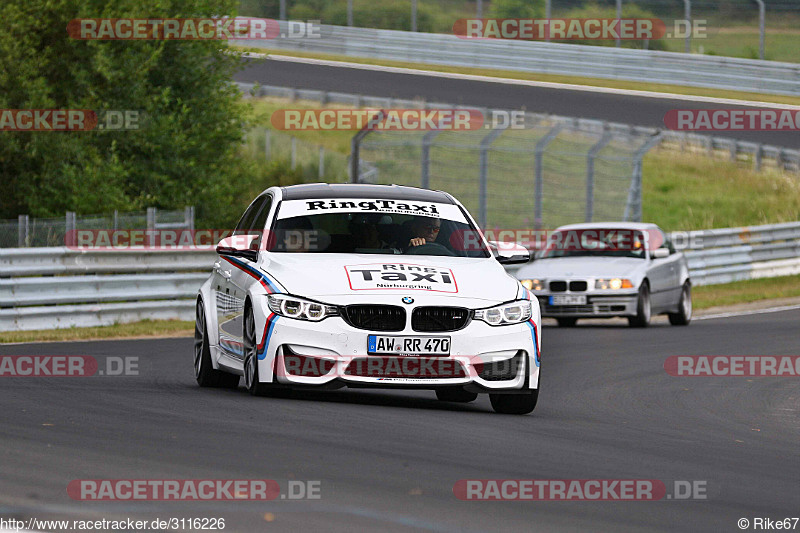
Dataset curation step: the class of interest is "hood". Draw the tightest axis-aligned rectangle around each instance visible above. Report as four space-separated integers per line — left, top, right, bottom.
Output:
259 253 519 302
515 256 647 279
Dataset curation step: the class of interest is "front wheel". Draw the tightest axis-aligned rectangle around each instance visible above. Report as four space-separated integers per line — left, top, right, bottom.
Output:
628 283 651 328
668 283 692 326
490 389 538 415
195 300 239 388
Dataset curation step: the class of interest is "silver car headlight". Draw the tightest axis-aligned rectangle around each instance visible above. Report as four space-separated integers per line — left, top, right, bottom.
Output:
595 278 634 290
267 294 339 321
520 278 545 291
474 300 532 326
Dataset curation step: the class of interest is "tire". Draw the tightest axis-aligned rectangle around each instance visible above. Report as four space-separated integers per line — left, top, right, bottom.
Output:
628 283 651 328
490 389 538 415
243 306 291 398
668 283 692 326
436 388 478 403
556 317 578 327
195 300 239 388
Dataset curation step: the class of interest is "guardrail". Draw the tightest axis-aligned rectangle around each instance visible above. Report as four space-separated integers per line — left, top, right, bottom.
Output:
670 221 800 285
240 23 800 96
1 221 798 331
0 248 216 332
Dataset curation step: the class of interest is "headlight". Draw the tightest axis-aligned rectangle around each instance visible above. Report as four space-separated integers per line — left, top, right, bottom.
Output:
521 279 545 291
474 300 532 326
595 278 634 290
267 294 339 321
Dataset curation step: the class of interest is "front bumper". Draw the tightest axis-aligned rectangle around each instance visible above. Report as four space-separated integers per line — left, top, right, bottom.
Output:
254 302 540 391
536 293 638 317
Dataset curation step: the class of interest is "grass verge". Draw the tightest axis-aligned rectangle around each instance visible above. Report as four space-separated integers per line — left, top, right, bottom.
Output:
237 47 800 106
0 320 194 344
693 274 800 310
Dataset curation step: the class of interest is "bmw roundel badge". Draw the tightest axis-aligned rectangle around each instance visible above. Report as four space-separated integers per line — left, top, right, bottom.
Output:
402 297 414 304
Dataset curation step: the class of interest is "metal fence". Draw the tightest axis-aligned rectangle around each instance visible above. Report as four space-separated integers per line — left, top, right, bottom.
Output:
243 127 350 181
237 22 800 96
352 115 661 230
0 207 195 248
1 220 798 330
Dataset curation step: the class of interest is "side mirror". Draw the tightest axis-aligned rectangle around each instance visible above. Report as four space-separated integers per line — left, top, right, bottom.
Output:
652 248 670 259
488 241 532 265
216 234 259 262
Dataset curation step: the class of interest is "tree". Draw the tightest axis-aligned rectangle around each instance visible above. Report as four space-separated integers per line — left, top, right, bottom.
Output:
0 0 249 226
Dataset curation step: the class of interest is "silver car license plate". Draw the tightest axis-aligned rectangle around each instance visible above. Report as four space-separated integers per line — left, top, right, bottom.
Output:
368 335 451 355
550 295 587 305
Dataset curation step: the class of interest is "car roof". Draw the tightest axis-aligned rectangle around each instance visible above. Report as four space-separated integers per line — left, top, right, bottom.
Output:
279 183 454 203
554 222 661 231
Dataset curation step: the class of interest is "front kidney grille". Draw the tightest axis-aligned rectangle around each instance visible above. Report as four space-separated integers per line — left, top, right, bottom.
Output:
411 306 470 332
342 305 406 331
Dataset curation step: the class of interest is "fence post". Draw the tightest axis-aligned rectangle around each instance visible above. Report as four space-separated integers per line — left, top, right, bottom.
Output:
615 0 622 48
319 146 325 179
18 214 29 247
184 206 195 231
624 133 663 222
754 0 765 60
350 110 386 183
279 0 286 21
533 123 565 230
65 212 77 244
411 0 417 32
754 144 763 171
477 0 483 19
683 0 692 53
265 129 271 160
421 130 442 189
291 136 297 169
347 0 353 26
113 210 119 231
586 131 613 222
478 127 507 229
147 207 157 248
545 0 551 42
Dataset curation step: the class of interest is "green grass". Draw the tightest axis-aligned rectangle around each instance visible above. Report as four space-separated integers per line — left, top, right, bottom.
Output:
0 320 194 344
663 27 800 64
693 274 800 310
236 47 800 106
642 149 800 231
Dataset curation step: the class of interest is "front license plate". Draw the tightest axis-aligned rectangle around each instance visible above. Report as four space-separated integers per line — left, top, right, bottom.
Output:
550 295 587 305
368 335 451 355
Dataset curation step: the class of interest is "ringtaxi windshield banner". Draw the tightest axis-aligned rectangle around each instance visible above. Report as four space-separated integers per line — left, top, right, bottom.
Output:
276 198 468 223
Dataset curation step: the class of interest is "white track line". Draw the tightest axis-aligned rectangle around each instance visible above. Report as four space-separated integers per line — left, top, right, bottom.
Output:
246 52 800 110
696 303 800 320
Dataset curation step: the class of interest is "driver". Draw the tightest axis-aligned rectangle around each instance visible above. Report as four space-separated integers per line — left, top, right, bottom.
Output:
407 217 441 248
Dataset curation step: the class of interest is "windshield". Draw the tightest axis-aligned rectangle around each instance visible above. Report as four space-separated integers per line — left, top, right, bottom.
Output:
268 198 491 258
537 228 647 259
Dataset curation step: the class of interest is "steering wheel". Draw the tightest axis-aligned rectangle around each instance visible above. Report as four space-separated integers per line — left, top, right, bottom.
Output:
404 242 456 256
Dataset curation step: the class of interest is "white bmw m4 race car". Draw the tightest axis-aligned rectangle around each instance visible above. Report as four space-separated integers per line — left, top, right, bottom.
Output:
194 183 541 414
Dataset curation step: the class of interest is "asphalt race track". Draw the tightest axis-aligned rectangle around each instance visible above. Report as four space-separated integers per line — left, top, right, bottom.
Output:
1 309 798 532
234 57 800 149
